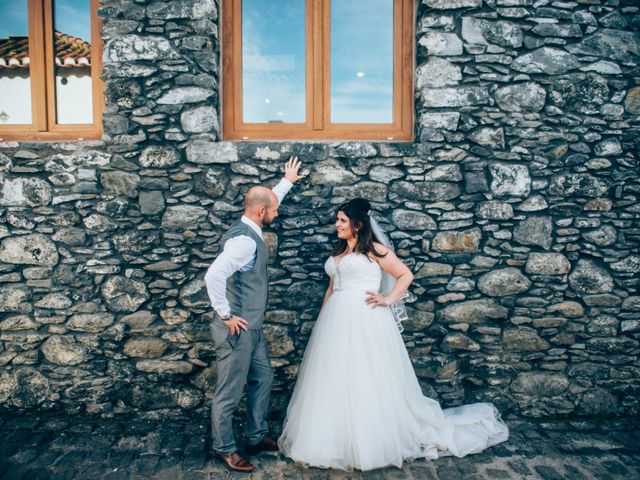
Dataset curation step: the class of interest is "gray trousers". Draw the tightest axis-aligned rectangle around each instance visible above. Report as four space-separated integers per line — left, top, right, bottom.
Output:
210 323 273 454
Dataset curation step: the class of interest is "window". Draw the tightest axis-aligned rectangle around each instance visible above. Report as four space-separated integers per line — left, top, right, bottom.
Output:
0 0 103 141
222 0 413 141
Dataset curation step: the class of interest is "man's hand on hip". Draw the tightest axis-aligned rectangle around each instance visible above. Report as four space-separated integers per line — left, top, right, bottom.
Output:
224 315 249 335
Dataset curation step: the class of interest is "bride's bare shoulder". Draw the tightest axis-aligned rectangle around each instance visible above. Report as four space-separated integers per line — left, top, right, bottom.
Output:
368 243 391 262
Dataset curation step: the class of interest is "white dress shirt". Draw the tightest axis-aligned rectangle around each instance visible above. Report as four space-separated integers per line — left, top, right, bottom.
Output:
205 178 293 317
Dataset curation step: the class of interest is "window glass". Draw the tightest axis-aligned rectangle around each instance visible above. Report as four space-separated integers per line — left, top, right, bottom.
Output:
0 0 32 124
242 0 306 124
330 0 393 124
53 0 93 124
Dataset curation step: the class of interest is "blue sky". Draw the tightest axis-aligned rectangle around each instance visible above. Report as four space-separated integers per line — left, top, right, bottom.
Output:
0 0 29 37
331 0 393 123
241 0 394 124
242 0 306 123
55 0 91 41
0 0 91 41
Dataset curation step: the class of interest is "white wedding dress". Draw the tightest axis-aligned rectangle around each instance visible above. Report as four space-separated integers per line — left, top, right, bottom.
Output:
278 253 509 471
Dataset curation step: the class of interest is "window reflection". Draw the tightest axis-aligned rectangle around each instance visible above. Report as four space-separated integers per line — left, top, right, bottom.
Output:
0 0 32 124
53 0 93 125
331 0 393 124
242 0 306 124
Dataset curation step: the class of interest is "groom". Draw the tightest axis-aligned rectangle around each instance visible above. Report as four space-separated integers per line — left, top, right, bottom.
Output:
204 157 303 472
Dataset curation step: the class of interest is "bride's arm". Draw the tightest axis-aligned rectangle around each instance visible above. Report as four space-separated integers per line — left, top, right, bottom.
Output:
321 278 334 308
366 244 413 307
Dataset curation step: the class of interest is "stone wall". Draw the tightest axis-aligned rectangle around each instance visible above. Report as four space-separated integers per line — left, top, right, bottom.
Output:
1 0 639 423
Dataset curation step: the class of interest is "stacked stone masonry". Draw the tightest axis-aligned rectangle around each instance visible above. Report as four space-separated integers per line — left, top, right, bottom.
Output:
0 0 639 425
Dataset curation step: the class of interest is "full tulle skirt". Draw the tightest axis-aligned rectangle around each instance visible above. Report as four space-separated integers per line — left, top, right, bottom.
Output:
278 290 510 471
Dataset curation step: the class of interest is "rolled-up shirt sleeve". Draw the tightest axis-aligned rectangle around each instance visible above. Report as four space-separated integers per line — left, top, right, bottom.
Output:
204 235 257 317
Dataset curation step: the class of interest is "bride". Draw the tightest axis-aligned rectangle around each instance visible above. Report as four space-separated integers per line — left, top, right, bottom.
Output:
278 198 509 471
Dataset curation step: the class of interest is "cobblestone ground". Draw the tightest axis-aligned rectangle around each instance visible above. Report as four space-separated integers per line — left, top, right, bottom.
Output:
1 414 639 480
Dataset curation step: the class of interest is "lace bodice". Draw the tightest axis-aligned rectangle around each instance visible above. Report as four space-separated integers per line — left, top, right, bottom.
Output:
324 253 382 292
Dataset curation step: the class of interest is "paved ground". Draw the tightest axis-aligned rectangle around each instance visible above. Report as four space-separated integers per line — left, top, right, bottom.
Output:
1 413 639 479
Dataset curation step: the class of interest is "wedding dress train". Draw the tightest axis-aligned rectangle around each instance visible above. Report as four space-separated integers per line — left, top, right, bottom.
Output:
278 253 509 471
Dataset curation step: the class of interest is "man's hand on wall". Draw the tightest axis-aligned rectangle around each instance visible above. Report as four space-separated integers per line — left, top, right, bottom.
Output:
284 156 304 184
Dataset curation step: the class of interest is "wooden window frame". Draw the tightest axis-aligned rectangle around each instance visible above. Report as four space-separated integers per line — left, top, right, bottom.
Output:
222 0 414 141
0 0 104 142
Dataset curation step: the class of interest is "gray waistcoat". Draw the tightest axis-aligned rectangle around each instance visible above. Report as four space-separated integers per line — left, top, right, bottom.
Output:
219 219 268 329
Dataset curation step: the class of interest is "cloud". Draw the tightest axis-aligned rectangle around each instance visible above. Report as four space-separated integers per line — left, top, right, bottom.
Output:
243 75 305 123
332 77 393 96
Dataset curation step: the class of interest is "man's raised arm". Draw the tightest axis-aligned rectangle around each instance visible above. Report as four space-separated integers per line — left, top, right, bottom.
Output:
272 156 303 204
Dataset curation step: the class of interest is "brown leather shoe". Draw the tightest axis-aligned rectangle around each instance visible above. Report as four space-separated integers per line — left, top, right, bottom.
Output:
245 435 279 455
215 451 254 472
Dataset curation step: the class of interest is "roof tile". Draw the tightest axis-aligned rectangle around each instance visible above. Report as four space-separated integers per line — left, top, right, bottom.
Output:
0 31 91 69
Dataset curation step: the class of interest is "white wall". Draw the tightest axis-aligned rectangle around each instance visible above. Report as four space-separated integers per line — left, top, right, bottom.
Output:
55 68 93 124
0 68 92 125
0 70 32 124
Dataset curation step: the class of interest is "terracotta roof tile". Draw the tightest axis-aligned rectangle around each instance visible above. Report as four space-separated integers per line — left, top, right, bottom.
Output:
0 31 91 68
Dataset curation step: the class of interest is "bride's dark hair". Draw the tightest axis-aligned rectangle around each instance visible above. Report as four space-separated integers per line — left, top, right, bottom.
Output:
331 198 387 258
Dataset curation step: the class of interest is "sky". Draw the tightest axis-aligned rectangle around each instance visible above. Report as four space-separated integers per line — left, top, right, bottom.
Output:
0 0 394 124
241 0 394 124
0 0 91 41
0 0 29 37
242 0 307 123
330 0 393 123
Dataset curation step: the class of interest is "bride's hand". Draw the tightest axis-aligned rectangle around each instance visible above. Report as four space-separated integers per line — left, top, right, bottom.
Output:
365 291 389 308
